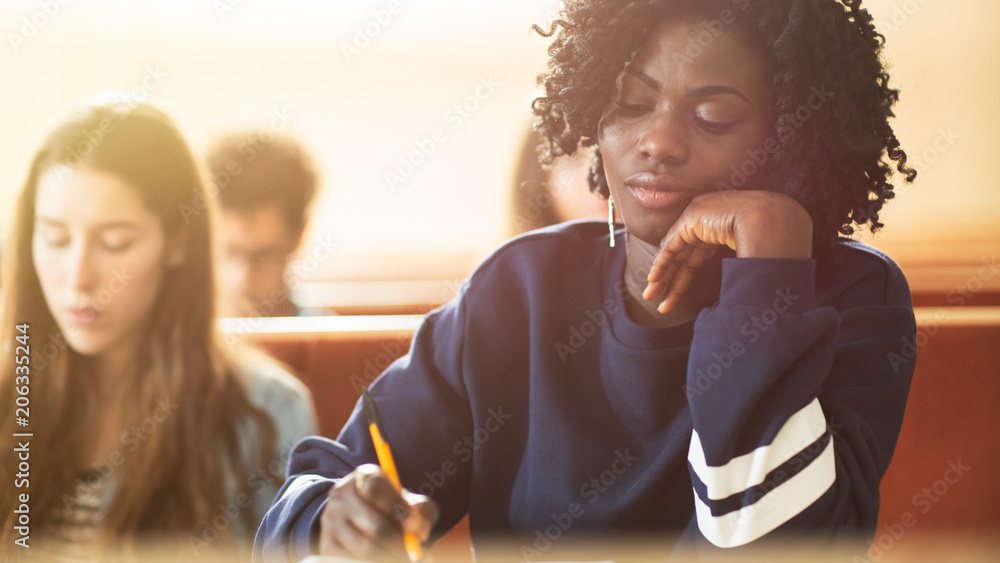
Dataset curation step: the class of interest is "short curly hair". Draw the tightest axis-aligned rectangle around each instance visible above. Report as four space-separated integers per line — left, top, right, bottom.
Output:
532 0 916 253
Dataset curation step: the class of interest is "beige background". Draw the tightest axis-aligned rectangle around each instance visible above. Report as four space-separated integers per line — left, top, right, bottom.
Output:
1 0 996 295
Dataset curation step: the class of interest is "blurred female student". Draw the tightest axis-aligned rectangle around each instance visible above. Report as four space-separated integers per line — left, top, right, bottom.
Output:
256 0 918 560
509 127 608 235
0 101 317 560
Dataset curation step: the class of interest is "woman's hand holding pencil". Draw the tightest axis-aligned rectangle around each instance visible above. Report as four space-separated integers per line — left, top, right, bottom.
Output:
318 464 438 561
318 389 438 561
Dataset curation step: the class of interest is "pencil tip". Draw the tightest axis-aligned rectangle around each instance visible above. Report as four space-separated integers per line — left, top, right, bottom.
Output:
361 387 381 429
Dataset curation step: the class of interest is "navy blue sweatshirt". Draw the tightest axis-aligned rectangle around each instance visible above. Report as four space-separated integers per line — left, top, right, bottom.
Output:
253 222 916 561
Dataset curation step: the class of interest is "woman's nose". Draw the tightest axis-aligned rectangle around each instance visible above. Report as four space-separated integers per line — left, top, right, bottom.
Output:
67 243 100 292
637 112 690 165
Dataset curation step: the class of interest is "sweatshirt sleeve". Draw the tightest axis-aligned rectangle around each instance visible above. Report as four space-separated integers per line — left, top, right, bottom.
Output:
683 256 915 548
252 285 474 563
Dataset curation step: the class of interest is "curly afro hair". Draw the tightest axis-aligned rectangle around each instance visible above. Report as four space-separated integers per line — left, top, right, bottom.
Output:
531 0 916 254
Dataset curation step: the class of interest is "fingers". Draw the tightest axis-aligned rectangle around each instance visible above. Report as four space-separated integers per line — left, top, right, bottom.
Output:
644 194 736 315
318 465 414 561
656 246 717 314
644 242 694 301
647 233 690 284
645 244 719 315
356 465 411 524
402 490 440 543
655 263 697 315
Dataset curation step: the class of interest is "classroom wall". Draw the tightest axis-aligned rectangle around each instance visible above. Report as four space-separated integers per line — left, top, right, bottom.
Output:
1 0 996 293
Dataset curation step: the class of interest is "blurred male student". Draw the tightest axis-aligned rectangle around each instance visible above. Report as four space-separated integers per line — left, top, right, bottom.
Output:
207 132 328 317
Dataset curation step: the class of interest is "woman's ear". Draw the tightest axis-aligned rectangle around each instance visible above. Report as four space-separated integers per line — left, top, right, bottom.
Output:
165 227 189 267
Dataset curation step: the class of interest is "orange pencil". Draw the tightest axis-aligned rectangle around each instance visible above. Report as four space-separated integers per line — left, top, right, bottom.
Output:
362 387 423 562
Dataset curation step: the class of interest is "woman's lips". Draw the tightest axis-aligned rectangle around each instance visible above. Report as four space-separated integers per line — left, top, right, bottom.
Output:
624 173 697 209
67 307 98 325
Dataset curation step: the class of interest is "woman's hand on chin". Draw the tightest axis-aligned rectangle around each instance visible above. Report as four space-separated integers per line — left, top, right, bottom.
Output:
642 190 813 314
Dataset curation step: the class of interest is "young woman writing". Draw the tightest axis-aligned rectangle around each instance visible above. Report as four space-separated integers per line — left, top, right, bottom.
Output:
255 0 917 560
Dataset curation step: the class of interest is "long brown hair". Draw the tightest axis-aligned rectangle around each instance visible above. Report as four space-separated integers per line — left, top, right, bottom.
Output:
0 102 276 556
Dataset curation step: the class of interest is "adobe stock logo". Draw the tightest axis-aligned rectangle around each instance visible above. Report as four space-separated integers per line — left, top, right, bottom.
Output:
554 299 618 363
715 84 836 191
521 449 639 561
407 406 513 498
7 0 73 54
340 0 407 63
672 0 751 66
857 458 970 562
384 75 501 192
879 0 933 33
683 287 799 399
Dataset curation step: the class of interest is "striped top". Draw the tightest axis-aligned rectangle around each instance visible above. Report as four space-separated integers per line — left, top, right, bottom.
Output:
42 470 112 562
34 355 317 560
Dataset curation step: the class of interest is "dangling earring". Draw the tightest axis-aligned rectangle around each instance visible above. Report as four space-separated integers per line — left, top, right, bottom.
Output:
608 194 616 248
590 146 615 248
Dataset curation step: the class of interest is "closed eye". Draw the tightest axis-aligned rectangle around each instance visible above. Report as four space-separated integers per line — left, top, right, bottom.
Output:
102 239 135 253
40 234 70 248
615 98 651 114
35 224 70 248
694 116 738 134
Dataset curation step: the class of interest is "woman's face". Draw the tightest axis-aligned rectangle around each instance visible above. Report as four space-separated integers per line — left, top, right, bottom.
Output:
598 18 774 245
32 166 183 358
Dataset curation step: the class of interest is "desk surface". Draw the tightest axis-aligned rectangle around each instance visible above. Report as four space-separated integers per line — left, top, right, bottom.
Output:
27 534 1000 563
217 306 1000 339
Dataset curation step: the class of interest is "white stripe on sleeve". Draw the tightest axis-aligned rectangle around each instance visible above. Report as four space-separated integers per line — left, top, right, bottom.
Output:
693 437 836 547
282 474 329 496
689 397 829 500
